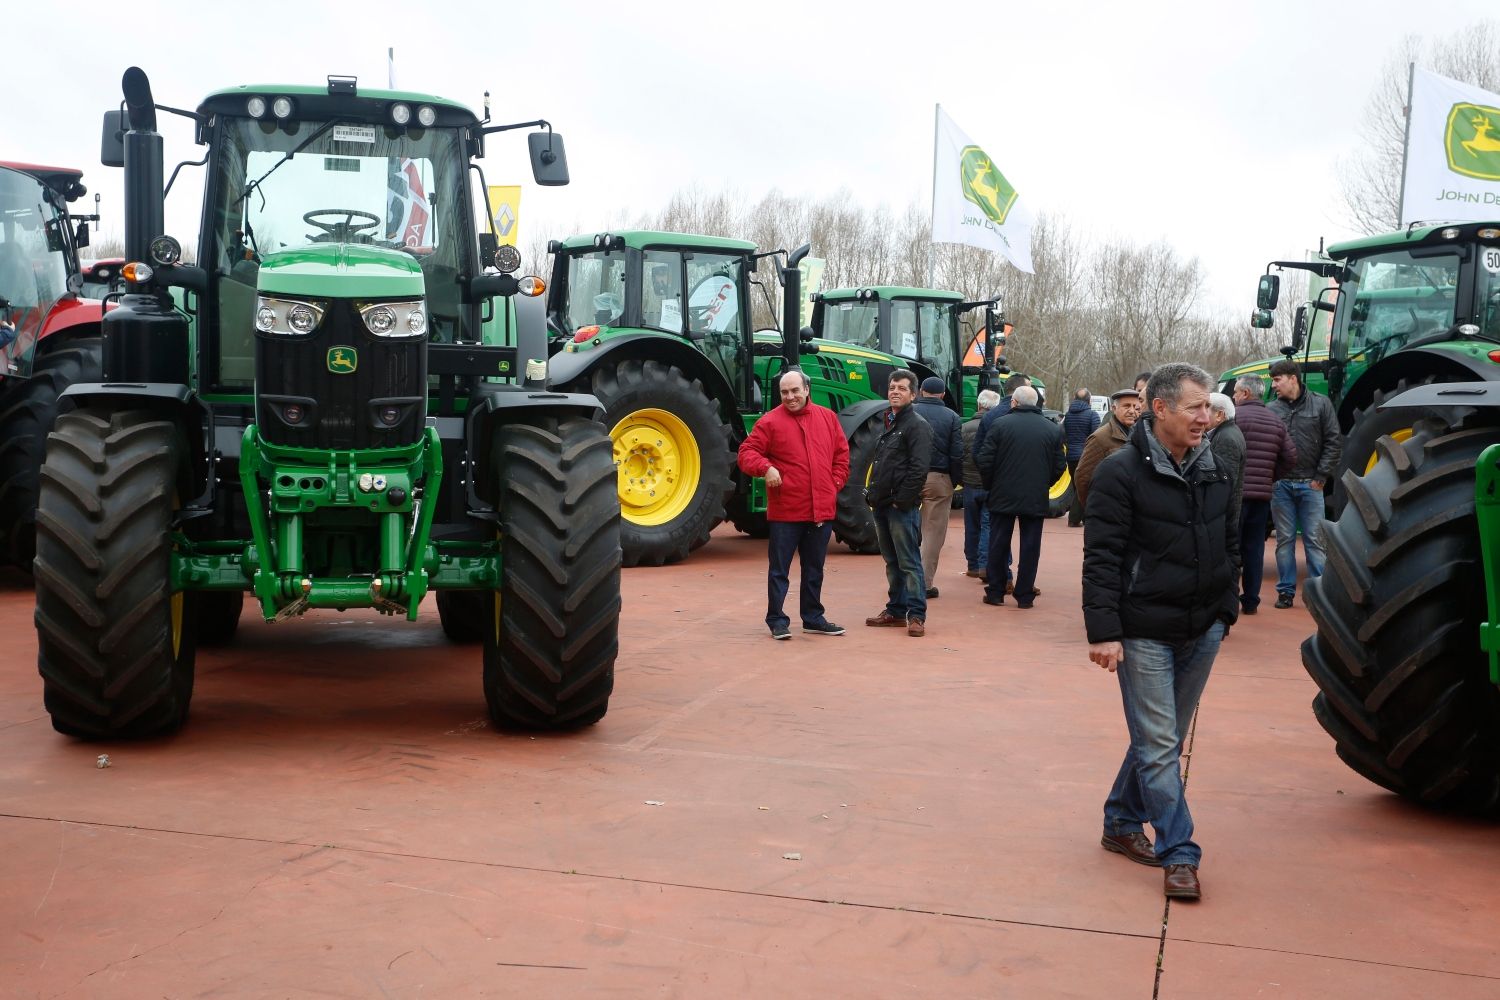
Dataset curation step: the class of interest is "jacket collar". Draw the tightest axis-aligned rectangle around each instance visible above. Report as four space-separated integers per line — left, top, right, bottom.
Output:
1131 415 1217 481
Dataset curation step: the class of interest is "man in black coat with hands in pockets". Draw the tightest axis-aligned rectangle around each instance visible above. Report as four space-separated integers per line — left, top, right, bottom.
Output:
976 384 1065 609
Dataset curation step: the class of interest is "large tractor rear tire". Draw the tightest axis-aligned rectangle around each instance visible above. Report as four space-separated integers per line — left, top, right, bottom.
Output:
436 589 485 643
1047 465 1075 519
34 408 197 739
483 416 620 729
1330 375 1466 517
0 337 103 569
1301 413 1500 815
571 359 732 567
833 414 882 554
726 493 769 538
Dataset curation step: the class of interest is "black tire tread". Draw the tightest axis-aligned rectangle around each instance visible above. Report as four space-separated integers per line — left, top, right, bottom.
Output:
1301 412 1500 814
34 407 196 739
833 415 881 554
483 416 620 729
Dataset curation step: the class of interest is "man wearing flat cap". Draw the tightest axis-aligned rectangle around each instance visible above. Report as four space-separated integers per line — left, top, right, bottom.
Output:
912 376 964 598
1075 389 1143 511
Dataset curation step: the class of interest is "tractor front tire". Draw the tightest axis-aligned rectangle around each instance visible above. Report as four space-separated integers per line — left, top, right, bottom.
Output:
34 408 197 739
0 337 103 569
1301 413 1500 815
483 416 620 729
833 414 882 554
573 360 732 567
1330 375 1468 517
436 590 486 643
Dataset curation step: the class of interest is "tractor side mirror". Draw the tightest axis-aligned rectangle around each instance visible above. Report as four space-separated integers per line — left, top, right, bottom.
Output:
75 220 91 250
478 231 498 270
1288 304 1308 354
101 111 127 168
1250 309 1275 329
528 131 570 187
799 325 815 343
1256 273 1280 310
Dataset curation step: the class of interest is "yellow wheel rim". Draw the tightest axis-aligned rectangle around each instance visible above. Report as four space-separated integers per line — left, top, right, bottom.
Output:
611 408 701 526
1049 464 1073 501
1364 427 1415 475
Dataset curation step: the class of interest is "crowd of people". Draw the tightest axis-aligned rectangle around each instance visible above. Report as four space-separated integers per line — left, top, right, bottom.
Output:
736 358 1337 901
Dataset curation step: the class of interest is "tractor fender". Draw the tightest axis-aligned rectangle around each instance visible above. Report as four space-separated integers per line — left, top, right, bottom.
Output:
1377 379 1500 412
1335 346 1494 430
58 382 212 503
466 383 605 505
37 298 106 340
545 333 740 427
837 398 890 439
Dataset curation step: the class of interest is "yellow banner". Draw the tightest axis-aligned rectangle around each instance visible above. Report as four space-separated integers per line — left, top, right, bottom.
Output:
485 185 522 247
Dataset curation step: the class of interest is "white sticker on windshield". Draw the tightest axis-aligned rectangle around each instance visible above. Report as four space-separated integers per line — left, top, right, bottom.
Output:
332 125 377 144
1484 247 1500 274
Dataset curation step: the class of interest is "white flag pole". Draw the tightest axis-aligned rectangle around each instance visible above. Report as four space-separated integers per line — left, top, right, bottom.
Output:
1397 61 1415 227
927 103 939 288
388 47 396 89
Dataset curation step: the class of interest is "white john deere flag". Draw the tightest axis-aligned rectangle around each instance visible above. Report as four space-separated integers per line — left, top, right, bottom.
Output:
1401 67 1500 225
931 106 1034 273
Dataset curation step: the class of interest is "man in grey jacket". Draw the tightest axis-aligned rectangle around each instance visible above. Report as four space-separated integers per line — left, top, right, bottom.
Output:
1266 359 1341 609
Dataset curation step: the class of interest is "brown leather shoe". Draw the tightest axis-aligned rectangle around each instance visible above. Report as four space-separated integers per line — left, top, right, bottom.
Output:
865 612 906 627
1101 832 1159 867
1164 864 1201 900
907 617 925 637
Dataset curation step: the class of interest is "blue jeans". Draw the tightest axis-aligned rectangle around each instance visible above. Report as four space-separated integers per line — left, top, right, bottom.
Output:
1103 621 1225 868
1239 498 1270 611
766 520 834 630
1271 480 1325 596
874 505 926 621
962 487 990 571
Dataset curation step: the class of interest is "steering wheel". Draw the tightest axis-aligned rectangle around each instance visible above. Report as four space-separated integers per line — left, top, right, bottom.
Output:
303 209 382 243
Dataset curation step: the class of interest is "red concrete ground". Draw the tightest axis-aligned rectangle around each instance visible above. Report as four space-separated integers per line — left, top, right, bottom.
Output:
2 516 1498 998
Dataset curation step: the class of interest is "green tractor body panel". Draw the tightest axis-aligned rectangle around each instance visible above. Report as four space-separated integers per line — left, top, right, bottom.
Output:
255 244 426 298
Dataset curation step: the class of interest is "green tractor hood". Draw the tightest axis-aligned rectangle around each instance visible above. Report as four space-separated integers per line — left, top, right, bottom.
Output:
256 244 426 299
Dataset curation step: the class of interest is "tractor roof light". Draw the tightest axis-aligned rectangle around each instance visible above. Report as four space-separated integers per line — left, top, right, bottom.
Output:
1480 228 1500 240
518 276 545 297
1441 227 1462 240
272 96 295 120
390 102 411 125
416 104 436 127
246 96 267 119
148 235 181 266
122 261 153 284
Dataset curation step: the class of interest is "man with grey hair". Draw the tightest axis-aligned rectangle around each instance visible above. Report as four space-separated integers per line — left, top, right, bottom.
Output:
1231 373 1295 615
976 383 1065 608
1083 362 1238 902
1207 392 1246 530
960 388 1002 579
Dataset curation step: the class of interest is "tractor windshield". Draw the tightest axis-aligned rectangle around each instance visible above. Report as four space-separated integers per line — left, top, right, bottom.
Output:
818 300 880 350
1336 249 1461 367
561 249 628 330
0 168 70 375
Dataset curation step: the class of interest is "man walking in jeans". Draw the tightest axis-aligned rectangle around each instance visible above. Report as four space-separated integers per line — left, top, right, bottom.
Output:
1266 358 1340 609
737 369 851 639
863 369 933 637
1231 374 1295 615
1083 362 1238 901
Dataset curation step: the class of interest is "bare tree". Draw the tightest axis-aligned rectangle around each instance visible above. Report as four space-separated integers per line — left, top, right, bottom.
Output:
1338 21 1500 234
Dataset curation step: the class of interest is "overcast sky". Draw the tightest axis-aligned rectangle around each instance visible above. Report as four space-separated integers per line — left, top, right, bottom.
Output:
10 0 1498 316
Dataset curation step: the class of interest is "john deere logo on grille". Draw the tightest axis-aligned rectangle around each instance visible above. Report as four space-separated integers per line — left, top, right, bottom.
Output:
327 347 358 373
1445 102 1500 180
959 145 1018 225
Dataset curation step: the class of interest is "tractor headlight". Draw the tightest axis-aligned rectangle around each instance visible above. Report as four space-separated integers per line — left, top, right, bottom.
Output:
359 300 426 338
390 102 411 125
416 104 436 127
255 295 327 335
148 235 182 266
246 96 267 119
272 96 295 120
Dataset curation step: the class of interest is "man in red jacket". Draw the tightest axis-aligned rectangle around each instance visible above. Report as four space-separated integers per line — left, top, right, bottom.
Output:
738 369 852 639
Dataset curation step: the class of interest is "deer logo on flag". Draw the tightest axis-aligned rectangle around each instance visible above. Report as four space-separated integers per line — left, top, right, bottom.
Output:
959 146 1019 225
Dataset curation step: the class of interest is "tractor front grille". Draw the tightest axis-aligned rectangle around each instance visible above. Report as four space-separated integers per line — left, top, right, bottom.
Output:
255 300 427 450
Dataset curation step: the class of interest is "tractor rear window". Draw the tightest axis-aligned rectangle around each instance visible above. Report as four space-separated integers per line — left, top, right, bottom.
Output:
1342 249 1460 361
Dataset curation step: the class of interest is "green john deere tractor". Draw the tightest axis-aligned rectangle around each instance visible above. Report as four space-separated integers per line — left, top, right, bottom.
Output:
791 286 1066 552
33 67 620 739
544 230 813 566
1250 222 1500 813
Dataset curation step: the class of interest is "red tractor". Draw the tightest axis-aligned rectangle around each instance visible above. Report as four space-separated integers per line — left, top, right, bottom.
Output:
0 161 106 568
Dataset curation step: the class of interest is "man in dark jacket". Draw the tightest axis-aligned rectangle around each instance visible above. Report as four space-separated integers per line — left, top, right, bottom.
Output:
1083 362 1237 902
864 368 933 637
1208 392 1246 529
1063 388 1101 526
1266 359 1341 609
738 369 852 639
913 376 964 598
1231 375 1295 614
976 385 1065 608
960 389 1001 579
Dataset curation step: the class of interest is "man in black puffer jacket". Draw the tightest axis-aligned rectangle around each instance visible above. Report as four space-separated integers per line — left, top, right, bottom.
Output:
1082 362 1238 903
864 368 933 636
